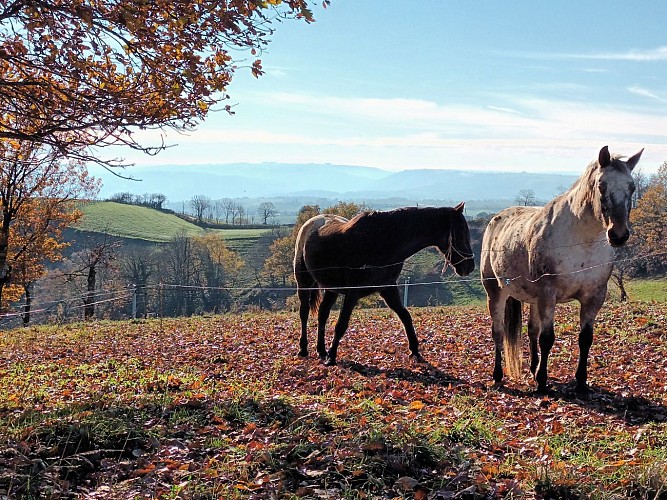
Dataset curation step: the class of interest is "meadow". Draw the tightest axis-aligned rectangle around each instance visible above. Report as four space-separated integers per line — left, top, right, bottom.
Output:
0 299 666 498
74 201 271 252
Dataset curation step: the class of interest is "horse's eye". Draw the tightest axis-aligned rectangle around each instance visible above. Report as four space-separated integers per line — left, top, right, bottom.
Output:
598 181 607 195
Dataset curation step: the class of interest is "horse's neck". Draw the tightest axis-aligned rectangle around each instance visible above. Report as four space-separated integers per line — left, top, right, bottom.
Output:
557 176 606 237
388 210 445 258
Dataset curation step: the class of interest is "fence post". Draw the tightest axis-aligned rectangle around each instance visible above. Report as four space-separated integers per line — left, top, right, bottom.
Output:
403 277 410 308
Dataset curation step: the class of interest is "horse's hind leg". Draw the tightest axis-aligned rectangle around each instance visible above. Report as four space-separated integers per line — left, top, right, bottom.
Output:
325 294 359 366
317 291 338 360
528 304 540 376
534 295 557 393
380 286 423 362
297 289 311 357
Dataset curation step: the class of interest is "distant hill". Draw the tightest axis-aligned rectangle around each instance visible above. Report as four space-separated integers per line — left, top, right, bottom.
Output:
97 162 578 205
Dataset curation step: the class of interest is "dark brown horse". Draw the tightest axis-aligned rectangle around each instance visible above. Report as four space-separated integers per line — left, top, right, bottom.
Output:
293 203 475 366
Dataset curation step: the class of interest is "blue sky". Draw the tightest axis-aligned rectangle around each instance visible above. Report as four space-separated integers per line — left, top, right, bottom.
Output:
112 1 667 175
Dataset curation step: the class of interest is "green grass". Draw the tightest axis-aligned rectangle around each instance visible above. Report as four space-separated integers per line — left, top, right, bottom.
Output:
75 202 271 247
627 276 667 302
76 201 204 242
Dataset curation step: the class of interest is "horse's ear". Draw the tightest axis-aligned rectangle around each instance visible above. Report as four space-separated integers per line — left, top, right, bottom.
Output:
626 148 644 171
598 145 611 168
454 202 465 213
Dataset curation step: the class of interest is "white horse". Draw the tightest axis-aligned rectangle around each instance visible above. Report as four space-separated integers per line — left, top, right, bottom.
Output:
481 146 643 393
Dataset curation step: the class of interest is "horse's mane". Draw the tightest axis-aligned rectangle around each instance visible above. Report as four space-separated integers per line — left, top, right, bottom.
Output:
560 153 629 220
342 206 445 238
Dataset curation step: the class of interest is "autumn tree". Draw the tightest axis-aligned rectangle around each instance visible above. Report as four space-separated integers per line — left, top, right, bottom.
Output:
192 233 245 312
630 162 667 275
0 1 324 168
0 139 98 310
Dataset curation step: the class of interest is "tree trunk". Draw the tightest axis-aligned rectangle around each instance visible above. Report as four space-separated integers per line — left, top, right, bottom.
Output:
22 282 33 325
84 266 96 319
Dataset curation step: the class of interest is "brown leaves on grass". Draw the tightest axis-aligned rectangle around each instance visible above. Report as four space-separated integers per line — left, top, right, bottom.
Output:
0 301 666 497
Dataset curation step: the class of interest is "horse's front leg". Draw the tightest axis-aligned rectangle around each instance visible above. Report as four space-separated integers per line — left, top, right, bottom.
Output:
380 286 423 362
576 290 606 393
325 293 358 366
528 304 540 376
317 291 338 360
534 295 557 393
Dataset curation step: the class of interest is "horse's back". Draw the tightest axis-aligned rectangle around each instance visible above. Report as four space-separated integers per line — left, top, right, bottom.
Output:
481 206 539 275
294 214 348 266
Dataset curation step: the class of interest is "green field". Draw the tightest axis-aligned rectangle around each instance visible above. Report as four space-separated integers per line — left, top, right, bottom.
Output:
626 277 667 302
75 202 271 247
75 202 205 242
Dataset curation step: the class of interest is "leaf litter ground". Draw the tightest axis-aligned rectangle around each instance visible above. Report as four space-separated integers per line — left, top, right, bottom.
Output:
0 301 666 498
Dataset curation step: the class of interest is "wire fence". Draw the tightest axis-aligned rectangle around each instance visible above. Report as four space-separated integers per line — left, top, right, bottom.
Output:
0 249 664 330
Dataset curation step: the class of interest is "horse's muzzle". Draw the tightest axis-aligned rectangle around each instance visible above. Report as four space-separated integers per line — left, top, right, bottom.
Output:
454 259 475 276
607 228 630 247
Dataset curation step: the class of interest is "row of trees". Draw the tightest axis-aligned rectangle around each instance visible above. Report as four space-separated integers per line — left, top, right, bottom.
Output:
4 202 370 324
188 196 279 225
109 192 167 210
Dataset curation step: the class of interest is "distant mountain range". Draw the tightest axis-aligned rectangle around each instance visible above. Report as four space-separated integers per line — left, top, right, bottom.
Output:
99 162 578 206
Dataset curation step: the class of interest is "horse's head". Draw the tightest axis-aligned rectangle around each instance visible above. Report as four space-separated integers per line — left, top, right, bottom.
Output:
596 145 643 247
438 202 475 276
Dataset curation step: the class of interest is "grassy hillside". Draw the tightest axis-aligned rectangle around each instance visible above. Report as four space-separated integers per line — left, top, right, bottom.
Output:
75 201 205 242
75 202 272 250
0 302 666 498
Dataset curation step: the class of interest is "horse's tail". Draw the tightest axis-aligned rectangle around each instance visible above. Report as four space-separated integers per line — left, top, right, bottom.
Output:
309 287 323 314
503 296 523 378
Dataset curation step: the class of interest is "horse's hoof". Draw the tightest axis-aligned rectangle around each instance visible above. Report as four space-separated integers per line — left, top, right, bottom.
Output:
409 353 427 364
318 352 327 361
324 357 337 367
535 383 550 395
490 381 504 391
575 383 590 395
298 350 308 358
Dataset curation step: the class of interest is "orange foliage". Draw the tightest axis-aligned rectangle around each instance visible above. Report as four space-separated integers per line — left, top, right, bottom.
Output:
0 1 322 167
0 138 99 309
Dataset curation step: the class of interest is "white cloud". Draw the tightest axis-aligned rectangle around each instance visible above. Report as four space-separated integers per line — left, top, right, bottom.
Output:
507 46 667 62
121 92 667 174
628 86 667 104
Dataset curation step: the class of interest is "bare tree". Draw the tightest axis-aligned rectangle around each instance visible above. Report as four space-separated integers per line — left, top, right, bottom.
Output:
632 168 650 208
515 189 537 206
190 195 211 223
120 248 154 317
222 199 236 224
257 202 278 225
64 233 121 320
232 202 246 225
